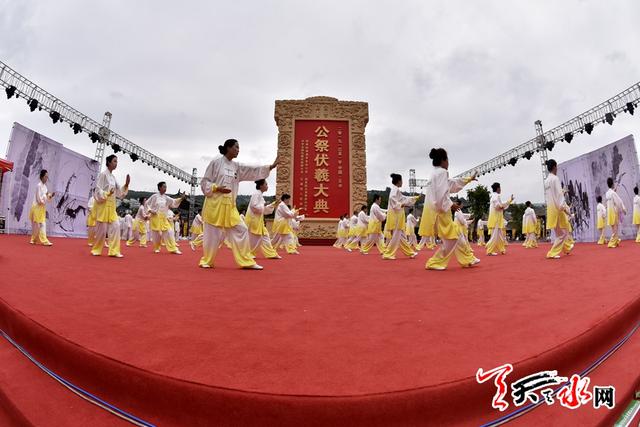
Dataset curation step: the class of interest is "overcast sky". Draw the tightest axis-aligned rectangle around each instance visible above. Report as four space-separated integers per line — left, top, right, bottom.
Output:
1 0 639 202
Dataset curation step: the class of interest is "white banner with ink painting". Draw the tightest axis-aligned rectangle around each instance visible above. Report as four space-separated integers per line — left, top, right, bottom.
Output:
0 122 100 237
557 134 639 242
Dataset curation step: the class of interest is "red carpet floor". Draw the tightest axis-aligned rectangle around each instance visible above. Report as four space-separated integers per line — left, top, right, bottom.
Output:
0 234 639 426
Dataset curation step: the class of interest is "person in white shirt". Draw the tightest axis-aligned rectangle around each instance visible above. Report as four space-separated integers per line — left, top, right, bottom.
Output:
361 194 387 254
127 198 150 247
271 194 301 255
425 149 478 270
122 212 134 242
29 169 55 246
199 139 277 269
595 195 607 245
333 215 347 248
476 219 486 246
382 173 420 260
633 186 640 243
346 206 369 252
485 182 513 256
544 159 572 258
453 208 479 265
343 210 361 252
245 179 280 259
405 209 419 249
417 182 437 251
605 177 627 248
522 201 538 248
189 211 204 250
91 155 130 257
146 182 186 254
86 195 97 246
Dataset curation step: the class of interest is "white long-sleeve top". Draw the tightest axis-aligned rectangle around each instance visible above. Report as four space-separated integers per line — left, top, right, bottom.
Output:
476 219 486 231
544 174 568 212
523 207 536 224
606 188 626 215
596 202 606 220
633 195 640 215
341 218 350 230
425 167 469 213
192 214 203 228
349 214 358 228
32 181 49 206
94 169 127 202
490 192 511 214
135 204 148 221
357 210 369 228
454 210 471 227
406 213 418 228
200 155 270 201
369 202 387 222
124 214 133 228
274 201 296 221
88 195 95 211
388 185 416 211
146 193 181 216
248 191 275 216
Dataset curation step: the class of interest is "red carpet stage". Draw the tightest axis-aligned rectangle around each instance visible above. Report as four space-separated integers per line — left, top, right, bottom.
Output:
0 235 639 426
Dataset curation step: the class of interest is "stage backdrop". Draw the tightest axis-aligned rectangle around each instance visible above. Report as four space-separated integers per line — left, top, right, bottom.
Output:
0 122 100 237
558 134 639 242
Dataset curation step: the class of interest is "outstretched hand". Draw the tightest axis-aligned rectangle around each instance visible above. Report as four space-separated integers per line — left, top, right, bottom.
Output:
270 155 279 170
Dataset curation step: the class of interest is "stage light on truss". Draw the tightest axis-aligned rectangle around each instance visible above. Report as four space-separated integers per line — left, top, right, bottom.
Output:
564 132 573 143
72 123 82 134
584 122 594 134
627 102 635 115
5 86 17 99
111 143 121 153
508 157 518 166
605 112 614 125
89 132 100 143
523 151 533 160
28 98 38 112
49 111 61 124
130 153 139 162
544 140 555 151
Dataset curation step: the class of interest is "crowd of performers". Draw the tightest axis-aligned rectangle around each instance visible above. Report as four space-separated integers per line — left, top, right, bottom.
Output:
27 142 640 270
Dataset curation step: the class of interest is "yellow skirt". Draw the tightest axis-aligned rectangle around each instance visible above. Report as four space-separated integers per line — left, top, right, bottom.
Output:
633 211 640 225
487 211 504 230
150 213 172 232
418 206 436 237
272 219 293 235
245 212 267 235
597 217 605 230
434 212 458 240
29 204 46 224
94 197 118 223
202 194 241 228
384 209 405 232
546 206 570 230
191 224 204 235
367 220 382 234
522 221 535 234
607 209 619 226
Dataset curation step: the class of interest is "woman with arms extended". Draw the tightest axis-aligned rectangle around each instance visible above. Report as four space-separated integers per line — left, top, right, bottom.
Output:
29 169 55 246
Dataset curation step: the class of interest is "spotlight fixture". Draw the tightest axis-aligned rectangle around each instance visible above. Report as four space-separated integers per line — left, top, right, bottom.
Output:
524 151 533 160
28 98 38 112
544 140 555 151
89 132 100 143
564 132 573 143
627 102 635 116
508 157 517 166
130 153 138 162
111 143 121 153
49 111 61 124
72 123 82 134
5 86 17 99
584 122 594 134
605 112 614 125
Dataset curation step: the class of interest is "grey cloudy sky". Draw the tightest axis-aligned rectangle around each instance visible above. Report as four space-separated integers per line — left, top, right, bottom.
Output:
1 0 639 202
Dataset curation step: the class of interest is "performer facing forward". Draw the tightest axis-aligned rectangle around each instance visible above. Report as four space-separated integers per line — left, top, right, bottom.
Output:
127 198 149 248
245 179 280 259
485 182 513 256
605 177 627 248
91 155 130 257
382 173 419 260
29 169 55 246
596 195 607 245
544 159 573 259
199 139 277 269
425 149 478 270
147 182 186 254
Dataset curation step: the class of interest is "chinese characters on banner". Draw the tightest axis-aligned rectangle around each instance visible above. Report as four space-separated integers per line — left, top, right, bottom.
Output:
292 120 350 218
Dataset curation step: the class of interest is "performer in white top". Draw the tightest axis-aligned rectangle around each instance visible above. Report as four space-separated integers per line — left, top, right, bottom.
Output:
91 155 130 257
245 179 280 259
633 186 640 243
146 181 185 254
127 198 150 247
122 212 133 242
189 212 204 250
29 169 55 246
522 201 538 248
361 194 387 254
454 207 480 264
333 215 347 248
291 214 305 248
424 149 478 270
417 181 437 251
595 195 607 245
605 177 627 248
476 219 486 246
343 210 361 251
544 159 572 258
485 182 513 256
199 139 277 269
382 173 419 260
405 209 419 249
271 195 301 254
86 195 97 246
345 206 368 251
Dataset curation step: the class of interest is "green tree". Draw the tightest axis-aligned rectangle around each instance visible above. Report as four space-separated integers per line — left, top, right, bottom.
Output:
466 185 490 240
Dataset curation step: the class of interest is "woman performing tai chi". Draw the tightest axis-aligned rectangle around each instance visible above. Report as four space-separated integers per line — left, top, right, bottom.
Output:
29 169 55 246
485 182 513 256
382 173 419 260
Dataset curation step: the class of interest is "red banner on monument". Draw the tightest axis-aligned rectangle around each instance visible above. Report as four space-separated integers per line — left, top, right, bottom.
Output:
292 120 350 219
